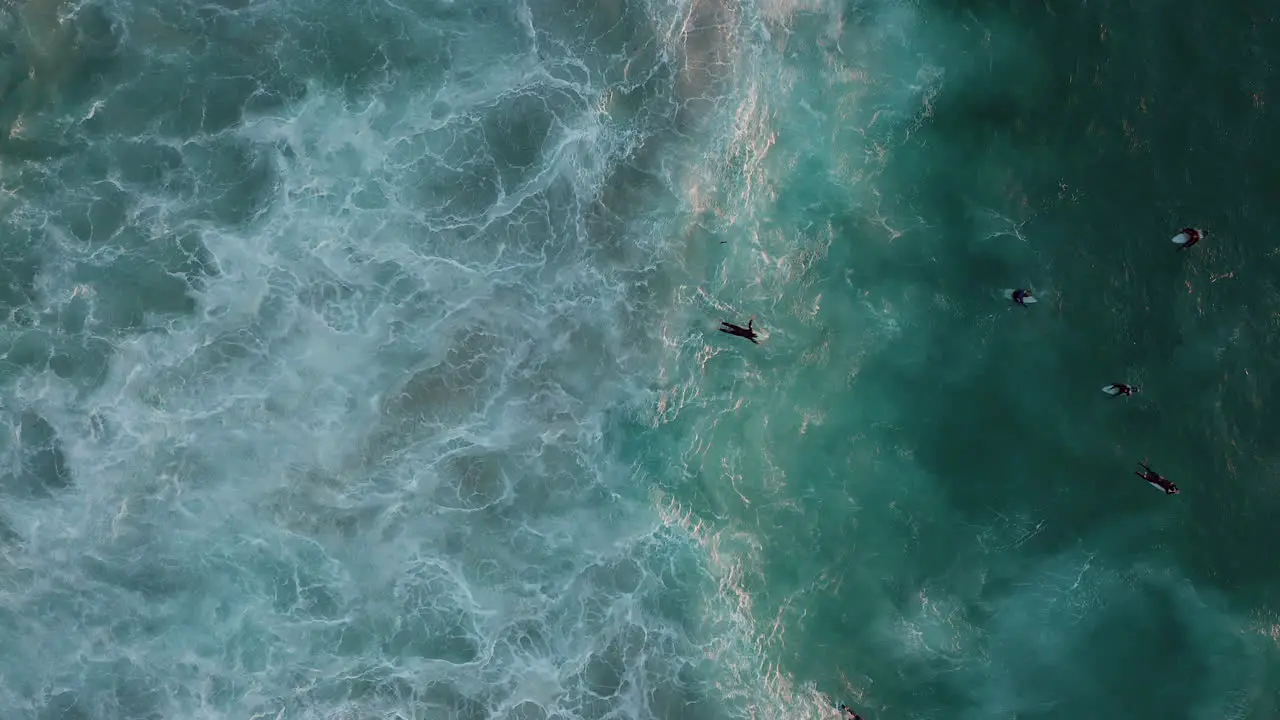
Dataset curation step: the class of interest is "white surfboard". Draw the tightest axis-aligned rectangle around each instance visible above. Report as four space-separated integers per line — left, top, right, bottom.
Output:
1002 289 1038 304
1171 229 1203 245
1145 479 1167 493
1102 385 1122 396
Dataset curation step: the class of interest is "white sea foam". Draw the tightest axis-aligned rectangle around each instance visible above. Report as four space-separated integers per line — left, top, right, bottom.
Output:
0 0 806 717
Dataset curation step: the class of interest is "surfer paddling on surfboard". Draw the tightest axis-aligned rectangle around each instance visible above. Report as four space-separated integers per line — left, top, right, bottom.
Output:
1103 383 1138 398
718 316 759 344
838 704 864 720
1172 227 1203 250
1010 288 1034 307
1136 462 1179 495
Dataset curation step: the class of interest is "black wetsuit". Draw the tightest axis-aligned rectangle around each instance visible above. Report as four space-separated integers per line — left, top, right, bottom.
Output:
1012 289 1032 307
838 704 864 720
719 319 759 344
1107 383 1135 397
1136 462 1179 495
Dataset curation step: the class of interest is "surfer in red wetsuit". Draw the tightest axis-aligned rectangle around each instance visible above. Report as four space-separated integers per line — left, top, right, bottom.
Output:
1175 227 1202 250
1135 462 1179 495
1104 383 1137 398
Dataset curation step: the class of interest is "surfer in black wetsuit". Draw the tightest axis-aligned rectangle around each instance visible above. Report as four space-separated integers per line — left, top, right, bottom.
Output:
838 704 863 720
1136 462 1180 495
719 317 759 344
1105 383 1137 398
1011 288 1032 307
1176 227 1202 251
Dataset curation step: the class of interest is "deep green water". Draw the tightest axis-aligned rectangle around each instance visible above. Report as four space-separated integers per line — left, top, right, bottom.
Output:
1 0 1279 717
632 0 1280 717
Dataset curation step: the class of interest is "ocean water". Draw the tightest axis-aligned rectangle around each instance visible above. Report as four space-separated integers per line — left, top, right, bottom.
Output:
3 0 1280 717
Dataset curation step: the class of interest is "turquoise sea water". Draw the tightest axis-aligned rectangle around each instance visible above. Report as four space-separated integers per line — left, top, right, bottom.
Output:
3 0 1280 717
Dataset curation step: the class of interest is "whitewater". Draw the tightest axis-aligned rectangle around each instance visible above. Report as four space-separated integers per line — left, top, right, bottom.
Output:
0 0 793 716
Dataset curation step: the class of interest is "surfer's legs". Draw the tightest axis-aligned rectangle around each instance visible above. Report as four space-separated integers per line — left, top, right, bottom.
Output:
718 322 758 343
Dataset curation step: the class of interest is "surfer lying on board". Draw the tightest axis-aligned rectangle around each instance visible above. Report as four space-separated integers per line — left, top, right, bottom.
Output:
1104 383 1137 398
719 316 759 344
838 704 863 720
1136 462 1180 495
1011 288 1033 307
1174 227 1202 250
